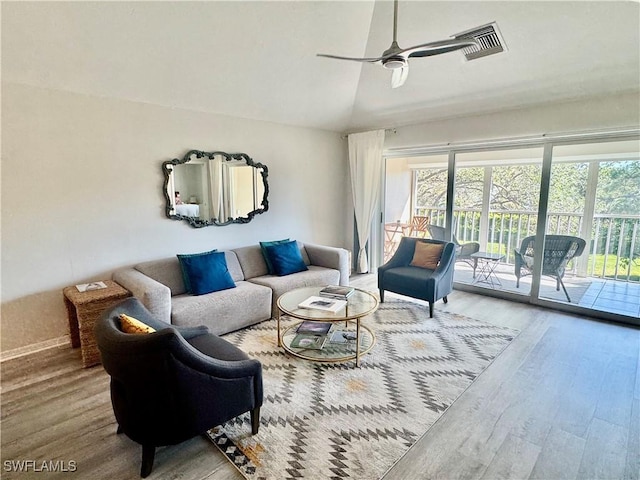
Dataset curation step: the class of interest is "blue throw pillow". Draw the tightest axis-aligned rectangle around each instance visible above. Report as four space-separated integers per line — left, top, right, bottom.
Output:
260 238 290 274
177 250 236 296
263 240 308 276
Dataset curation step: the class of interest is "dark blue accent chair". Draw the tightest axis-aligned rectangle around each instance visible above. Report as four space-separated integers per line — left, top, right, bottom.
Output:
378 237 456 317
95 298 263 478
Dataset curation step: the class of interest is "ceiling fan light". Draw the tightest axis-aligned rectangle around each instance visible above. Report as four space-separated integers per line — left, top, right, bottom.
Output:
383 57 406 70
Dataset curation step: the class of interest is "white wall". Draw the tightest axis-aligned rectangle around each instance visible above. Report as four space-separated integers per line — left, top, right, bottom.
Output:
385 92 640 149
3 85 637 354
1 83 351 352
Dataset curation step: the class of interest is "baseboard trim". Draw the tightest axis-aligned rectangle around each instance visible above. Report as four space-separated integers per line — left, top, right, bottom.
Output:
0 335 71 362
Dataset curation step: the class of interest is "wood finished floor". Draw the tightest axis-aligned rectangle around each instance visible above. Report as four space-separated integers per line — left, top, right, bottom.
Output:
1 278 639 479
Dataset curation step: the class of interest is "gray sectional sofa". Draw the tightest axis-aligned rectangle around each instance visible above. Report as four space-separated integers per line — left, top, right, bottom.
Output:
112 242 350 335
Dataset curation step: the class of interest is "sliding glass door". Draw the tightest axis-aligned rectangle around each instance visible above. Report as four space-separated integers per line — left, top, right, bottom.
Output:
382 132 639 324
542 140 640 318
451 147 544 296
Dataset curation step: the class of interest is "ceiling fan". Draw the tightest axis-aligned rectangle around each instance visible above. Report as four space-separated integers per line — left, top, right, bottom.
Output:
317 0 480 88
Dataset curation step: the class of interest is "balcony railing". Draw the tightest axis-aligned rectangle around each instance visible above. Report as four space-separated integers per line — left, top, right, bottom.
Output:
412 207 640 282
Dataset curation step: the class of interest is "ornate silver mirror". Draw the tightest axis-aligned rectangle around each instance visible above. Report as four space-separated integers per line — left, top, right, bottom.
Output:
163 150 269 227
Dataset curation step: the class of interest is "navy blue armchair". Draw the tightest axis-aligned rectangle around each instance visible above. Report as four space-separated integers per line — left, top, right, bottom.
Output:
378 237 456 317
95 298 263 478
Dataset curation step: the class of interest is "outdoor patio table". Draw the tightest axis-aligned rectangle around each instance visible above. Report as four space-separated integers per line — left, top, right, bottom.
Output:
471 252 505 288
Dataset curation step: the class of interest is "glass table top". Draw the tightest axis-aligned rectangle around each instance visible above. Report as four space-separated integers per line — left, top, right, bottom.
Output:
277 286 379 321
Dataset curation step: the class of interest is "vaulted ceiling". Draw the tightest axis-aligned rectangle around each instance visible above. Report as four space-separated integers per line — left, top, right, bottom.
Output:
3 1 639 133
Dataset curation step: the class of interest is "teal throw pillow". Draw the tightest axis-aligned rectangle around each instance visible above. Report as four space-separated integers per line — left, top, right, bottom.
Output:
177 250 236 295
263 240 308 276
260 238 290 274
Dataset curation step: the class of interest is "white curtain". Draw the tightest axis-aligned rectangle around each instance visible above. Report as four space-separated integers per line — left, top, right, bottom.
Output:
222 164 234 219
348 129 385 273
208 156 224 221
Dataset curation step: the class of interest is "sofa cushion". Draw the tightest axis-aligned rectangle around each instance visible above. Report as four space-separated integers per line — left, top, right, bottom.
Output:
171 281 272 335
382 265 440 299
248 265 340 317
263 240 308 276
260 238 289 274
223 251 245 283
119 313 156 334
135 257 187 295
234 242 311 280
177 250 236 296
233 245 269 279
134 251 244 297
410 241 444 270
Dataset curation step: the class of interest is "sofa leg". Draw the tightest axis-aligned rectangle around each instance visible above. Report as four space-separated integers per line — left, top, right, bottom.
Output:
443 296 448 304
141 445 155 478
116 424 123 434
251 407 261 435
429 302 434 318
379 289 385 303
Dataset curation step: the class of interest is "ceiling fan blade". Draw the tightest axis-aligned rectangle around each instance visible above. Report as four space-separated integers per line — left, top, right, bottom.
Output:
317 0 400 65
318 0 480 86
316 53 383 64
391 66 408 88
403 38 480 58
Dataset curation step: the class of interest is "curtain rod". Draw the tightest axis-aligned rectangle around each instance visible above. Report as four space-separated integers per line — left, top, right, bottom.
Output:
341 128 397 140
383 126 639 157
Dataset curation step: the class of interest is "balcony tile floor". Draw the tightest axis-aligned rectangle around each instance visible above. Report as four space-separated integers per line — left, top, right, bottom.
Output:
453 262 640 318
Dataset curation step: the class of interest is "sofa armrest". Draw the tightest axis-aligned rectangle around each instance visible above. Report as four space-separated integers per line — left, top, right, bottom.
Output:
304 243 350 286
112 268 172 323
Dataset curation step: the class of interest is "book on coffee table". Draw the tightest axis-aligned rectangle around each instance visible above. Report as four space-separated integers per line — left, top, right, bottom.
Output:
290 333 327 350
319 285 355 300
298 296 347 313
329 330 357 344
296 320 332 335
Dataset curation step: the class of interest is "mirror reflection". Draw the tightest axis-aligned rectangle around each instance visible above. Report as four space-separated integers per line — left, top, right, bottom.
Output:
163 150 269 227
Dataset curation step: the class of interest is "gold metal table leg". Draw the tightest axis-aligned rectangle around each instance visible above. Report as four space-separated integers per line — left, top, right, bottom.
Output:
355 318 361 367
277 311 281 347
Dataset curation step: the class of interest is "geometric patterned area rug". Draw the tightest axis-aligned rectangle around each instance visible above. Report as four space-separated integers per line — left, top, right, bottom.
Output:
207 300 519 480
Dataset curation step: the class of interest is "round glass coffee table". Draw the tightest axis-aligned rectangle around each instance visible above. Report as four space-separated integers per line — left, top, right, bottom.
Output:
276 286 379 367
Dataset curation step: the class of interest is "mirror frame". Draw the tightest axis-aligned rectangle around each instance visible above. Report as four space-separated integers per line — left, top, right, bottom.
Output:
162 149 269 228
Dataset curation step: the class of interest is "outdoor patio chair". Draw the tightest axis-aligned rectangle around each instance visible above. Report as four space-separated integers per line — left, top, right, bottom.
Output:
408 215 430 237
514 235 587 302
426 224 480 275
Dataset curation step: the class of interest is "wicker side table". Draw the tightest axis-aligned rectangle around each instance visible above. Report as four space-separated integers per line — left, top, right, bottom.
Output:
63 280 130 368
